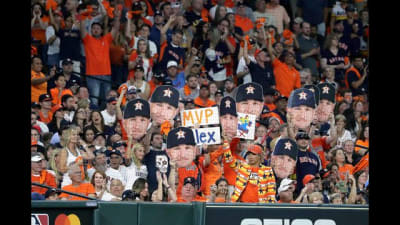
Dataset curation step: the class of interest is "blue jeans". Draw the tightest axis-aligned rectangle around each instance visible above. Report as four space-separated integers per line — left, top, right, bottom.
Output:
47 53 60 68
86 75 112 106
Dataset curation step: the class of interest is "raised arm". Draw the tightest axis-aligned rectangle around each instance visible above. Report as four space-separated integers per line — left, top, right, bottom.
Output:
110 8 121 39
116 87 126 120
266 32 276 62
160 15 176 45
80 16 88 39
31 66 56 85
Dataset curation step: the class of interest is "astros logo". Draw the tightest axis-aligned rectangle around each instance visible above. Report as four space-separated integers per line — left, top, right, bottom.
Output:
55 214 81 225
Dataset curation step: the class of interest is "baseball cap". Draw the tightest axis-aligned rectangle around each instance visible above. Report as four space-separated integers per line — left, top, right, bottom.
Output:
294 17 303 24
39 94 52 102
200 83 209 90
224 77 234 83
94 133 106 140
62 58 73 65
107 97 117 104
295 131 310 140
31 192 45 200
31 153 42 162
171 2 180 8
107 149 122 157
163 79 173 86
127 86 138 95
215 89 224 96
278 178 295 194
303 174 315 186
31 102 41 109
183 177 197 187
247 144 263 155
112 141 127 149
154 10 162 17
167 60 178 68
134 64 144 71
122 190 136 201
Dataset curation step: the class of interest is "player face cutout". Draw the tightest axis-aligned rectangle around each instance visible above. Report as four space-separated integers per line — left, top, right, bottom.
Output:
236 99 264 117
220 114 238 139
316 99 335 123
270 155 296 179
166 144 196 168
287 105 315 129
150 102 179 126
123 116 150 140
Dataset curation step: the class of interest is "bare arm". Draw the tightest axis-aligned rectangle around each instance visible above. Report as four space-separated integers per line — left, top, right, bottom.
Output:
116 87 125 120
48 8 59 32
351 66 368 89
243 39 251 65
295 186 308 203
110 8 121 39
31 66 56 85
266 32 276 62
325 114 338 146
80 17 88 39
184 47 198 77
155 171 164 201
346 175 357 204
160 15 176 45
58 149 69 174
125 13 132 40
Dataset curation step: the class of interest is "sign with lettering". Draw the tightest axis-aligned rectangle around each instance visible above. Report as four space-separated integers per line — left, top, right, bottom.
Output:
192 127 221 145
236 112 256 140
181 107 219 127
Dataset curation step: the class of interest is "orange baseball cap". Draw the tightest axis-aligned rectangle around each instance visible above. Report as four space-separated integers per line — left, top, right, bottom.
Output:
247 144 263 155
303 174 315 186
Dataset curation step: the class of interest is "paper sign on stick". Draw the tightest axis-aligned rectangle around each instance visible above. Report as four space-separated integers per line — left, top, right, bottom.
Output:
192 127 221 145
236 112 256 140
181 107 219 127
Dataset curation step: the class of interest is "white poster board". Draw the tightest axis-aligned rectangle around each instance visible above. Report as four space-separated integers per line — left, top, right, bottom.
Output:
236 112 256 140
192 127 221 145
181 107 219 127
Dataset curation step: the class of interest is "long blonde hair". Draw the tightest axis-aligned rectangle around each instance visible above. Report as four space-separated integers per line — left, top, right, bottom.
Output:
128 143 144 167
60 125 80 148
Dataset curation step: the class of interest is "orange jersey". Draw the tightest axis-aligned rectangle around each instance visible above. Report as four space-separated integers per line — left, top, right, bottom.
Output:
177 195 207 203
355 139 369 153
234 15 254 33
272 58 301 97
59 183 95 200
50 88 73 105
82 33 113 75
311 137 331 169
338 164 354 180
31 170 57 195
39 110 53 124
177 161 205 198
239 167 260 203
352 153 369 174
194 97 216 108
31 70 48 103
203 149 225 196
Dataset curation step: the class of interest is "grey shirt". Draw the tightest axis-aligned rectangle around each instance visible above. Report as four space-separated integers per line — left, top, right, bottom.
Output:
297 34 320 76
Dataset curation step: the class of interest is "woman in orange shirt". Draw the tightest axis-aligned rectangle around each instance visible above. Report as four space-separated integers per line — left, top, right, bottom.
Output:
331 148 354 180
355 123 368 155
208 177 230 203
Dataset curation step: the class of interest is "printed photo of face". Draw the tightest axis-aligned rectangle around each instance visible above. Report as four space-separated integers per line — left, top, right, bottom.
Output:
150 102 178 126
236 100 264 117
271 155 296 179
123 116 150 140
287 106 315 129
166 144 196 168
316 99 335 122
220 114 238 139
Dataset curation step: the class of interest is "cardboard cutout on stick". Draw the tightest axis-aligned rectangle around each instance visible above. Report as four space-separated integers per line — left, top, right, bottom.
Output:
150 85 180 126
235 82 264 118
219 96 238 140
166 127 197 168
286 88 316 130
270 138 298 179
316 83 336 123
123 99 151 140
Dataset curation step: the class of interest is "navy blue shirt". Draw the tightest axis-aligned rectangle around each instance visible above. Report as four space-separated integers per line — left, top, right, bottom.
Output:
248 61 275 90
297 0 328 25
321 48 347 84
143 149 171 193
157 41 186 72
346 67 368 96
295 149 321 193
57 29 82 61
205 41 230 75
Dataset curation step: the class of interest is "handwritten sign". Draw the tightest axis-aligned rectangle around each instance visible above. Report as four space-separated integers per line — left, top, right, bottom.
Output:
181 107 219 127
236 112 256 140
192 127 221 145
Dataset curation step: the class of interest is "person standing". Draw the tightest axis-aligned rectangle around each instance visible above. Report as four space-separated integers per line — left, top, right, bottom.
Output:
297 22 321 82
31 56 56 103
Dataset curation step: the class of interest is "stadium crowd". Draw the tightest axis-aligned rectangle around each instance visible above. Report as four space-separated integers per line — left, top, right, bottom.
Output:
31 0 369 205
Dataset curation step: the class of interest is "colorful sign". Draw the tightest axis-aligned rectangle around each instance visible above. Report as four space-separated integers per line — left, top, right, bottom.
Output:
192 127 221 145
236 112 256 139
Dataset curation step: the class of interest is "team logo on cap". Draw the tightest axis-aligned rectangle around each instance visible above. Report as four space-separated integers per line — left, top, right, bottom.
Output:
284 141 292 150
135 102 143 110
322 86 330 94
298 91 307 100
176 130 185 139
246 86 255 94
225 100 231 108
164 88 173 98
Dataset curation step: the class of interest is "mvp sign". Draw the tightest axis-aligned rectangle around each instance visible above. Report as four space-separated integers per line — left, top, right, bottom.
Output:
181 107 219 127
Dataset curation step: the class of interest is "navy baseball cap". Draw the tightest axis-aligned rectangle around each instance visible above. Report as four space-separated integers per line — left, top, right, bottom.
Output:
219 96 237 117
150 85 179 108
167 127 196 149
123 98 150 119
287 88 316 109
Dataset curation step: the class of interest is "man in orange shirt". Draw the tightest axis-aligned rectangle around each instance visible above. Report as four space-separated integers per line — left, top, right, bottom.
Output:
234 2 254 34
266 33 301 98
38 94 54 124
31 153 57 196
80 8 121 106
31 56 56 103
59 164 96 200
194 84 217 108
176 177 207 202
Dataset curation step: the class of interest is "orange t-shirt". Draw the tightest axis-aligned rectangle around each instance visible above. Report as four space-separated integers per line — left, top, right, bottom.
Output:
39 110 53 124
214 196 227 203
82 33 113 75
31 171 57 195
177 195 207 203
177 161 204 199
265 103 276 111
31 16 49 44
50 88 73 105
203 149 224 196
110 43 126 66
311 137 331 169
355 139 369 153
338 164 354 180
59 183 96 200
239 167 259 203
194 97 216 108
31 70 48 103
278 200 297 203
272 58 301 97
234 15 254 33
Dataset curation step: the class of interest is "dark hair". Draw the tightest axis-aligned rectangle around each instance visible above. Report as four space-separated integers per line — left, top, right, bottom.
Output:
150 132 162 142
160 2 171 11
91 22 104 30
186 74 198 81
82 126 96 143
139 24 151 31
89 110 105 132
61 94 73 104
172 29 184 36
31 3 46 18
31 56 42 64
132 178 150 201
54 73 65 81
358 122 369 141
215 177 228 186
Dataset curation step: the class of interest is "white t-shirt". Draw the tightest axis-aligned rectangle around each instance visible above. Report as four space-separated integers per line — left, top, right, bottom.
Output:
46 26 60 55
335 129 355 147
105 166 126 190
236 56 256 84
124 163 148 190
101 110 116 127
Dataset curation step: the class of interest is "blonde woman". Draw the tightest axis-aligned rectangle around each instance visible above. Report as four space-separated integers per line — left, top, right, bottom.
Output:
124 142 148 190
58 125 95 187
48 148 63 187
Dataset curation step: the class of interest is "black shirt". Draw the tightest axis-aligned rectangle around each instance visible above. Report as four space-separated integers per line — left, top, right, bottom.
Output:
248 61 275 90
143 149 171 194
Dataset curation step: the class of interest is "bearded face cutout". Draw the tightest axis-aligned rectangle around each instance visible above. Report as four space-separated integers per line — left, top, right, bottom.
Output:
287 106 316 129
236 100 264 117
155 155 169 173
270 155 297 179
123 116 150 140
316 99 335 122
150 102 179 126
150 85 180 126
166 144 196 168
220 114 238 139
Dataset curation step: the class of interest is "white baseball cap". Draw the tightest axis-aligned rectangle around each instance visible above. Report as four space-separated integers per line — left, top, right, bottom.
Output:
278 178 295 194
167 60 178 68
